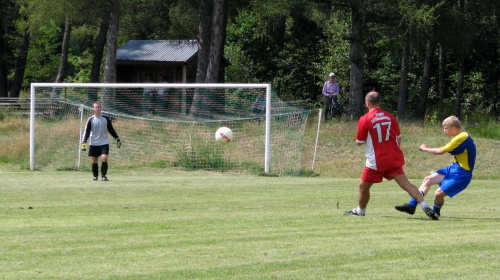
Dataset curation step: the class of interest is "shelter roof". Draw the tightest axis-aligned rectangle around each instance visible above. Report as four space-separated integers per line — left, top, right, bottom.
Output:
116 40 198 64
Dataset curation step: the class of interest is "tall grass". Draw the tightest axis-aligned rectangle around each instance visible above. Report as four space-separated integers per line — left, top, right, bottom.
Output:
464 116 500 140
0 116 30 167
1 113 500 179
302 112 500 179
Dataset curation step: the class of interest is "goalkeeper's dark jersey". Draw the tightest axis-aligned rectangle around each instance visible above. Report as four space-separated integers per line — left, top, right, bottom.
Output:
82 115 119 146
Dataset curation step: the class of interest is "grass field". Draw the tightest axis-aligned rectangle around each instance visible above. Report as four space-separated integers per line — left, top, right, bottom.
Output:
1 171 499 279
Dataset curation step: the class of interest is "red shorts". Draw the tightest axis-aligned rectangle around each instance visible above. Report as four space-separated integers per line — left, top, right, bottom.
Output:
361 166 405 183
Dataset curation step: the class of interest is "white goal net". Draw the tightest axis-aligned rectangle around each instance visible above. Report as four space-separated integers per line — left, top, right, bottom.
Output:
29 83 310 175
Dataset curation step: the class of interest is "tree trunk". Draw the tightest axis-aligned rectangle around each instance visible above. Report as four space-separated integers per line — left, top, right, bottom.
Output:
349 5 364 119
0 20 8 98
438 42 446 109
190 0 214 117
55 16 71 83
103 0 121 83
453 0 465 118
10 29 30 98
205 0 225 83
397 36 410 120
415 39 434 119
195 0 212 83
488 9 499 116
0 63 7 98
454 59 465 118
90 15 109 83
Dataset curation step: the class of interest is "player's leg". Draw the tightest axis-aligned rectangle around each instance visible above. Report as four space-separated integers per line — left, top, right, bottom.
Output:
395 172 444 214
344 167 379 216
89 145 103 181
358 181 372 210
100 145 110 181
392 173 438 220
432 169 471 216
420 172 445 196
91 156 99 180
410 172 445 205
344 180 372 216
421 173 446 216
392 173 424 203
433 188 447 216
101 154 108 181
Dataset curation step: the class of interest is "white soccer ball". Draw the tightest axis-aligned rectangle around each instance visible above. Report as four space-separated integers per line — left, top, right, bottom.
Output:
215 127 233 144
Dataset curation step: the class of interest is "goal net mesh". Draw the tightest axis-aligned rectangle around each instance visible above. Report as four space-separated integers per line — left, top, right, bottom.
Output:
31 84 310 175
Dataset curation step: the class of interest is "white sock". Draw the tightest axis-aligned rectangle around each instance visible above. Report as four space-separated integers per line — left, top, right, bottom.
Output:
420 201 430 210
356 207 366 216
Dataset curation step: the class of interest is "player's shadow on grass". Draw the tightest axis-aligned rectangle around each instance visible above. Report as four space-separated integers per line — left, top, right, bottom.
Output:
382 215 500 221
441 216 500 221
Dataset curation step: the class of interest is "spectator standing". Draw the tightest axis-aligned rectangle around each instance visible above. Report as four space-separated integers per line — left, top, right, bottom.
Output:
322 72 339 121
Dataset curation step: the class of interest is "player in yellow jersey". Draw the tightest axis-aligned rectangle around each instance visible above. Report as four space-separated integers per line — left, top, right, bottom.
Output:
395 116 476 218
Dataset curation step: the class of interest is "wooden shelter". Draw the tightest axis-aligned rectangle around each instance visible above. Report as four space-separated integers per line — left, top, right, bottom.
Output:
116 40 228 83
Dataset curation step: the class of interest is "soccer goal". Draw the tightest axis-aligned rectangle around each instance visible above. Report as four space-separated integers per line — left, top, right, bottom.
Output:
29 83 310 175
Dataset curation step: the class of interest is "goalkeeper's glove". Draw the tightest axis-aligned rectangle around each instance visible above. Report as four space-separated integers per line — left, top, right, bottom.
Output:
81 142 88 151
116 138 121 148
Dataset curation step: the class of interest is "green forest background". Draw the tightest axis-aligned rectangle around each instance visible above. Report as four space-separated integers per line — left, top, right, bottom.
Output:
0 0 498 121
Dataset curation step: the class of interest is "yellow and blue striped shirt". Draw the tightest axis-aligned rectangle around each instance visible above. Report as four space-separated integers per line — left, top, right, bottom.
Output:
441 131 476 172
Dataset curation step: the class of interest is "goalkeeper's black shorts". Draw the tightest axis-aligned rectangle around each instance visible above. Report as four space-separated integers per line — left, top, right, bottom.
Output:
88 144 110 157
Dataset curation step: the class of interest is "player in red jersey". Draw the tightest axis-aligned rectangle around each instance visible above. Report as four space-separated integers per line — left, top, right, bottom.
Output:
344 91 438 220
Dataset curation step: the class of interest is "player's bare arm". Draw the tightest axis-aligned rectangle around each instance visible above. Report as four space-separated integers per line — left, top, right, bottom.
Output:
419 144 446 155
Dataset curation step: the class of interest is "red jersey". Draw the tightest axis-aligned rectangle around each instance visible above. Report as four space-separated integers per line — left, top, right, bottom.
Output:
356 107 405 171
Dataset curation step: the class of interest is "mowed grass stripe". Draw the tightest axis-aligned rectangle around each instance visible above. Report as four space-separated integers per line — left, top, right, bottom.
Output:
0 172 498 279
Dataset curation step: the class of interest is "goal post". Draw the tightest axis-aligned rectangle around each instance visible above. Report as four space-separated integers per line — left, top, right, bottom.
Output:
29 83 309 175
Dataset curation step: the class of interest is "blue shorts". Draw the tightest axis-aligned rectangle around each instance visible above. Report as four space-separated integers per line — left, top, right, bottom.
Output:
436 163 472 197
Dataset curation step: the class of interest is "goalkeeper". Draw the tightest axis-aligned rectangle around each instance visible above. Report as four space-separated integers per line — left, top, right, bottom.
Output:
81 102 121 181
